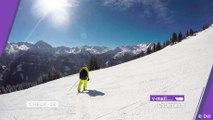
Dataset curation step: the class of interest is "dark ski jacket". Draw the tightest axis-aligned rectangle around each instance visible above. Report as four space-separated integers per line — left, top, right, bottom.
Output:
79 67 89 81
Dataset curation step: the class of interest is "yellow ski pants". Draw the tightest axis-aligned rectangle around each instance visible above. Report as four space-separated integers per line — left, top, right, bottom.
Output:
78 80 88 92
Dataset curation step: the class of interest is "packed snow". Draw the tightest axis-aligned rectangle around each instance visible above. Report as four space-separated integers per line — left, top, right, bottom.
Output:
0 26 213 120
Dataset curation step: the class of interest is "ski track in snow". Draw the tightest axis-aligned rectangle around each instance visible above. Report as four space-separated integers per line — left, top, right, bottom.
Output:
0 26 213 120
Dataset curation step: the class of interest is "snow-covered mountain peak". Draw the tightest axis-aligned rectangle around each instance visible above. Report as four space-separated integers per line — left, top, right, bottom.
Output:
112 44 150 59
28 40 55 55
5 42 32 54
34 40 52 48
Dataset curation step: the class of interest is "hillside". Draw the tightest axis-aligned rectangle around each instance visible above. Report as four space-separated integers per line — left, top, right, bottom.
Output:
0 25 213 120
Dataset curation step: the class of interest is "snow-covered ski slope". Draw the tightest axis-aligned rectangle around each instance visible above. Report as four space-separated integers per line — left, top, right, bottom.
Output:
1 25 213 120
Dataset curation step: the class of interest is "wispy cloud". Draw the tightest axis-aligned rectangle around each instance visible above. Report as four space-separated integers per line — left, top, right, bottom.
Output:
103 0 137 10
103 0 173 24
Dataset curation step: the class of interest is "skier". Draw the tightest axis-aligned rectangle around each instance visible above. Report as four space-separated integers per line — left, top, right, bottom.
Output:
78 66 90 93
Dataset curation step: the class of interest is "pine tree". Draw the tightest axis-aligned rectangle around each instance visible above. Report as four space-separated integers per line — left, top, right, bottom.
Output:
172 32 178 44
153 43 157 52
163 41 166 48
186 30 190 37
42 74 49 83
146 47 152 55
189 29 194 36
134 50 145 59
165 40 170 46
163 40 168 48
48 67 61 81
202 24 210 30
156 42 162 51
89 56 100 71
140 51 144 57
178 32 183 42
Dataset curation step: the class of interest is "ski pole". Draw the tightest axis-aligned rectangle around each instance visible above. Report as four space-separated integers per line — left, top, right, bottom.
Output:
68 79 79 92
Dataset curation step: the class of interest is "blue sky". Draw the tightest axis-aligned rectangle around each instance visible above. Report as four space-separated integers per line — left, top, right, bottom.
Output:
9 0 213 48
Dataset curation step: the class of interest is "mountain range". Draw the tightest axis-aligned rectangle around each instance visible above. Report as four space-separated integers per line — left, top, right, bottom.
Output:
0 41 152 86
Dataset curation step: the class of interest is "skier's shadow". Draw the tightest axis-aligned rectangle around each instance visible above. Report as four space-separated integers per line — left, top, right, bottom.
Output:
85 90 105 97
